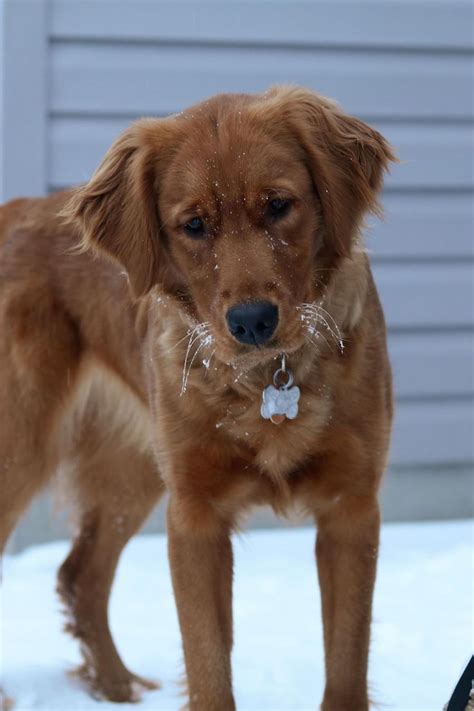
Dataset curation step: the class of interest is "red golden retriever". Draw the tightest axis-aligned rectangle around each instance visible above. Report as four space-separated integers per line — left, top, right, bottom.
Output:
0 86 395 711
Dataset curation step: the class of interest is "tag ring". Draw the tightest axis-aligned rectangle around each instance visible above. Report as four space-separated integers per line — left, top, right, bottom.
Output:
273 367 294 390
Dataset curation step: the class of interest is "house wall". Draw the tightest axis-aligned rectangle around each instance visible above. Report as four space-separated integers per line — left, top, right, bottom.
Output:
1 0 473 550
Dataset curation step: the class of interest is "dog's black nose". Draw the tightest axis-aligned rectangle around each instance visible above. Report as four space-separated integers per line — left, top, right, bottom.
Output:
226 301 278 346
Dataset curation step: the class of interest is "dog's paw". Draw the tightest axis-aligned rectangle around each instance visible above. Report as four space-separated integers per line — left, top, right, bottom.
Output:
71 663 160 703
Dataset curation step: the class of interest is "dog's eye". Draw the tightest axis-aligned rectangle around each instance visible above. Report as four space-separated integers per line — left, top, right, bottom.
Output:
267 198 291 220
183 217 206 238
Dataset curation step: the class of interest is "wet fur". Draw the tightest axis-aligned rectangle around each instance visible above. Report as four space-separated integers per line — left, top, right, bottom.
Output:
0 86 395 710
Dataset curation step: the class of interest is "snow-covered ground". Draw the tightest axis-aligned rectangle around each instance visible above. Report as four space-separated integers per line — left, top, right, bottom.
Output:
1 519 472 711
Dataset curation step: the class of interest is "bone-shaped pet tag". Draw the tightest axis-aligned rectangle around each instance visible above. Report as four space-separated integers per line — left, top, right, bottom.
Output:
260 356 300 424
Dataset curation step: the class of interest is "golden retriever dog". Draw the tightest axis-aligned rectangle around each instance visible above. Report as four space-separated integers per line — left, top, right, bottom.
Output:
0 86 395 711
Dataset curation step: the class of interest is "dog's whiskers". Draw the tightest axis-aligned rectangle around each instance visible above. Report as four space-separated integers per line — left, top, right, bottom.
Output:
303 303 342 337
202 349 216 372
180 322 214 396
182 335 212 393
181 323 209 391
301 315 333 353
300 304 342 340
166 328 195 353
307 312 343 351
298 303 344 354
300 304 344 348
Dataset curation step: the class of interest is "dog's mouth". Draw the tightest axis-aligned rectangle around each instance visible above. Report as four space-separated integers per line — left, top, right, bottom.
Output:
176 305 312 393
226 344 283 369
215 329 307 372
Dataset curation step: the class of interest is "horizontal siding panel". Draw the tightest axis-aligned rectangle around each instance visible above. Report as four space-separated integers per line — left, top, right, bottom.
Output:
373 263 474 329
368 194 474 260
49 116 474 190
50 0 474 51
381 124 474 190
391 400 474 466
50 43 474 120
389 333 474 398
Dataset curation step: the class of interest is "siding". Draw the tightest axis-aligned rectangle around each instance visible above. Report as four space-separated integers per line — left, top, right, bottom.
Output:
1 1 473 535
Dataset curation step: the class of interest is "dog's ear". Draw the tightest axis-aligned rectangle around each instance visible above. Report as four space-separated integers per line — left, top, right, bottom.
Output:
63 119 174 298
266 86 396 257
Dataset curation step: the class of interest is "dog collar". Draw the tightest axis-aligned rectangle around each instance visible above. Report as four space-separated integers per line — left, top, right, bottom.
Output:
260 354 300 425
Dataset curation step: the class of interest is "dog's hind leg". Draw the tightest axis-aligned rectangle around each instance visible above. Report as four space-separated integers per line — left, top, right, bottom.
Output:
0 289 82 553
0 289 82 707
57 444 164 703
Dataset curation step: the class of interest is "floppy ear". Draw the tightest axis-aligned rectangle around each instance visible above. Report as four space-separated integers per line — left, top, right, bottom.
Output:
267 86 396 257
63 119 172 298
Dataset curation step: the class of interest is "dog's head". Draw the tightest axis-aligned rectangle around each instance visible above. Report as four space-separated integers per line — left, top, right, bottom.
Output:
65 86 394 368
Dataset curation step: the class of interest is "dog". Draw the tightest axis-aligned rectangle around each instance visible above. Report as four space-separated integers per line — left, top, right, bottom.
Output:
0 85 395 711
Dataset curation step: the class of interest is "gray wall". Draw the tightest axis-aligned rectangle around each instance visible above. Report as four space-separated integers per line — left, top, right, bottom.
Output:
1 0 473 550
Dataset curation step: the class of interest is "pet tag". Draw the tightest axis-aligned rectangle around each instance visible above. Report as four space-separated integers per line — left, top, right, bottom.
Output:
260 354 300 424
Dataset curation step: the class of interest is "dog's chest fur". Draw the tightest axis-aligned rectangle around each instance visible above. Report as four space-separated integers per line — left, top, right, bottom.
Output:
149 313 338 490
228 403 330 483
178 355 333 484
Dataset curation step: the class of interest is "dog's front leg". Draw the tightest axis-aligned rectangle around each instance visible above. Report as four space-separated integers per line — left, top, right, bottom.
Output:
316 494 380 711
167 497 235 711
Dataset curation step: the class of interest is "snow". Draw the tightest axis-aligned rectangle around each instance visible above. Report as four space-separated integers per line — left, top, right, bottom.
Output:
1 519 472 710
